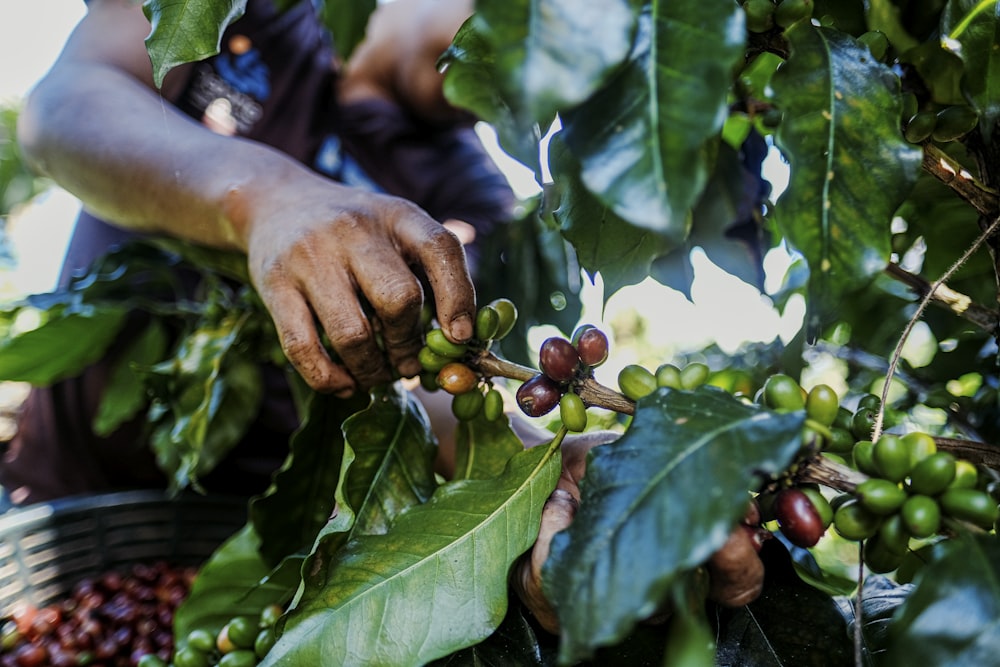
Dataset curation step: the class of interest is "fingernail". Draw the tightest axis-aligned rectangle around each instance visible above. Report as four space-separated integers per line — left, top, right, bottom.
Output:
450 314 473 342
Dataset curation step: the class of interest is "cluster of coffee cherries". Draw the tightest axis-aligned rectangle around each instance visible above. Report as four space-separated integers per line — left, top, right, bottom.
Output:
0 561 196 667
614 361 712 400
756 375 999 575
417 298 518 422
136 605 283 667
514 325 611 432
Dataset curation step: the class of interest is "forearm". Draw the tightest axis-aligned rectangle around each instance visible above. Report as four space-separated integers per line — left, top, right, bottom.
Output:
17 61 316 252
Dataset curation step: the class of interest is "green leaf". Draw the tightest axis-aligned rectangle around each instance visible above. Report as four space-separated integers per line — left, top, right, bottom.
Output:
0 305 128 384
472 0 639 125
560 0 745 235
543 387 805 663
770 23 921 333
142 0 247 88
426 600 551 666
249 390 370 566
93 319 169 436
942 0 1000 140
882 533 1000 666
174 523 298 644
262 440 563 666
452 410 525 481
549 133 672 298
318 0 376 62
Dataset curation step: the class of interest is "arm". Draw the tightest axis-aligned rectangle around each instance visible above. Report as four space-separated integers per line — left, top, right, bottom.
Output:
17 0 476 395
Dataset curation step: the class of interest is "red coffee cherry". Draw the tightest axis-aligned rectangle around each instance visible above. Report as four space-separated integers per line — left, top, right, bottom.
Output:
516 374 563 417
774 487 826 548
539 337 581 383
575 327 609 368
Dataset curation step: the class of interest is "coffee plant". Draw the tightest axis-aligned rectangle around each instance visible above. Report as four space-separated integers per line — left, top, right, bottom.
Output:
1 0 1000 664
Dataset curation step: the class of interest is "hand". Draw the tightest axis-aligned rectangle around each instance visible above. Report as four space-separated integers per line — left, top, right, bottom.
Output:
512 433 769 633
243 177 475 395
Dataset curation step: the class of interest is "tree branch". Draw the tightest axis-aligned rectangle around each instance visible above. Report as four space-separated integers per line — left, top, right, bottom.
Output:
922 143 999 217
884 262 999 333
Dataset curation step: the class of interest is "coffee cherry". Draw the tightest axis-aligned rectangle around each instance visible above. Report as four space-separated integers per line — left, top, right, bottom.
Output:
539 337 581 383
436 362 478 395
489 298 518 340
255 627 277 659
474 305 500 341
774 0 812 27
574 327 609 368
763 374 805 411
679 362 710 390
559 392 588 432
873 435 911 482
805 384 839 426
185 629 215 654
949 460 979 490
932 105 979 142
618 364 657 401
857 30 889 61
426 329 468 359
901 495 941 538
743 0 775 33
800 487 833 528
939 488 999 529
852 440 879 476
418 346 452 373
857 393 882 411
655 364 682 389
774 488 826 548
516 374 562 417
863 534 904 574
856 478 906 515
826 427 855 454
483 387 504 422
219 649 258 667
833 499 881 541
908 452 956 496
851 408 877 440
877 513 911 555
901 431 937 468
452 389 486 421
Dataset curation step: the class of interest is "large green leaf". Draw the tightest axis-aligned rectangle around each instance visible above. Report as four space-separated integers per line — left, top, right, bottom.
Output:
543 387 805 663
452 410 525 481
249 390 370 566
942 0 1000 140
882 533 1000 666
472 0 638 126
560 0 745 235
262 440 563 666
142 0 247 88
771 23 921 333
549 133 672 298
93 319 169 436
0 304 127 384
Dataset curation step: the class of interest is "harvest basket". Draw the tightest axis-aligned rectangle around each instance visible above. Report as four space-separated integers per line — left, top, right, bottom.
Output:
0 490 247 616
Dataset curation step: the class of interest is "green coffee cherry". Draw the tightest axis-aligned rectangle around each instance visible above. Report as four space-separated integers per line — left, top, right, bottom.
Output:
489 298 518 340
932 105 979 142
852 440 879 476
174 647 211 667
856 478 907 515
419 370 439 392
452 389 485 421
851 408 877 440
559 392 588 432
219 650 258 667
877 513 911 555
908 451 956 496
483 387 504 422
857 394 882 411
655 364 683 389
763 374 805 411
619 364 657 401
744 0 776 32
833 406 854 431
902 431 937 468
418 346 452 373
255 627 277 659
138 656 169 667
863 534 904 574
901 495 941 538
940 488 999 529
186 629 217 654
949 460 979 490
774 0 812 28
857 30 889 61
826 427 856 454
474 305 500 341
680 362 710 389
833 499 881 541
805 384 840 426
873 435 911 483
426 328 468 358
904 111 938 143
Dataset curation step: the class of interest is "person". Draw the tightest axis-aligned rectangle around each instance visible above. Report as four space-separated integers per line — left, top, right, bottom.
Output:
1 0 518 503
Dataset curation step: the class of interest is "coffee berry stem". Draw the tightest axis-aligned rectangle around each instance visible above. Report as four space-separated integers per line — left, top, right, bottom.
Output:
794 453 869 493
468 350 637 415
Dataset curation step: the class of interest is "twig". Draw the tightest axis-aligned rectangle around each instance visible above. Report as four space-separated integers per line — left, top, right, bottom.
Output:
922 144 999 217
883 262 999 333
934 437 1000 468
872 215 1000 442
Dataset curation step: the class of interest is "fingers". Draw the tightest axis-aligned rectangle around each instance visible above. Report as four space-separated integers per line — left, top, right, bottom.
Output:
395 213 475 344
